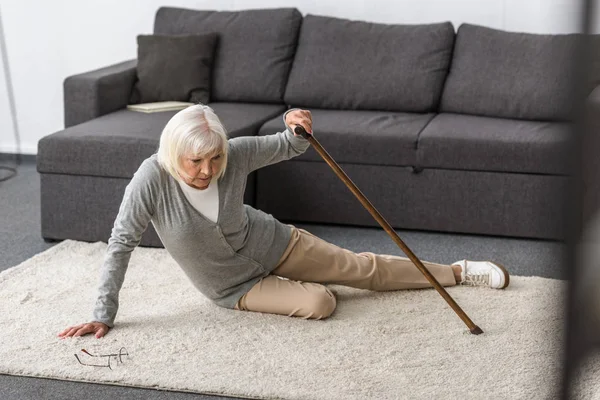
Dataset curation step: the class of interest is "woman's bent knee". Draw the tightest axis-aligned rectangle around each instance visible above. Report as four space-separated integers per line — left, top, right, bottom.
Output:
306 287 337 320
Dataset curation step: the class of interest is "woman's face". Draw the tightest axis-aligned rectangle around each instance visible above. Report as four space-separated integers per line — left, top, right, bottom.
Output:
180 150 223 190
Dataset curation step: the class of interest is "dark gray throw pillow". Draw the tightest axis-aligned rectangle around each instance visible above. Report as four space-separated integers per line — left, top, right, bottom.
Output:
130 33 217 104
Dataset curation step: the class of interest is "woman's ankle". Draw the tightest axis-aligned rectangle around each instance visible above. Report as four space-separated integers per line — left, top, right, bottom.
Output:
451 264 463 284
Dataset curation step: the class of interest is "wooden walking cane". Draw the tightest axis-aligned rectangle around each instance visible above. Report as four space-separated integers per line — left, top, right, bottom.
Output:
294 126 483 335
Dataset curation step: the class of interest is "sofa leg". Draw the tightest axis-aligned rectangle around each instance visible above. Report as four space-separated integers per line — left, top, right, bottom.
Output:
43 237 61 243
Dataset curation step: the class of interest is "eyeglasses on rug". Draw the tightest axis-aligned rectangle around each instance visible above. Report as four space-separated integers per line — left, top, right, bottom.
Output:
74 347 129 370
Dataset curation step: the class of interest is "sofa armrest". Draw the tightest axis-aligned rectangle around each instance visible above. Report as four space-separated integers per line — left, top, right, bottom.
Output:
64 59 137 127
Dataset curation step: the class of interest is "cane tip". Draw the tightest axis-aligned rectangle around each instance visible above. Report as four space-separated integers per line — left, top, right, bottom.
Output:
470 326 484 335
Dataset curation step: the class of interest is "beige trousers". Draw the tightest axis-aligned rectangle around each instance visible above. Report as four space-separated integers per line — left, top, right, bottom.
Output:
234 225 457 319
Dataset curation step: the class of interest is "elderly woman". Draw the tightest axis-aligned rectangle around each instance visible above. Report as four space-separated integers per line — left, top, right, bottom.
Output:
58 104 510 339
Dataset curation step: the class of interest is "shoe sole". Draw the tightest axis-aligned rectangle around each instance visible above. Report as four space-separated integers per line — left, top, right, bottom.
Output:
490 261 510 289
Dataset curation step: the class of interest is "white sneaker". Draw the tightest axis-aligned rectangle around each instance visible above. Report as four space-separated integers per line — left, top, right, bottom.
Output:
452 260 510 289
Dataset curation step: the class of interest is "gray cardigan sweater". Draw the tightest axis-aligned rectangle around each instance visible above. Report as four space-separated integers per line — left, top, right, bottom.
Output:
92 124 310 327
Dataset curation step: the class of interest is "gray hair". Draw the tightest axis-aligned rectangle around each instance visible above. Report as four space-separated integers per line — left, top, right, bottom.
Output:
157 104 229 183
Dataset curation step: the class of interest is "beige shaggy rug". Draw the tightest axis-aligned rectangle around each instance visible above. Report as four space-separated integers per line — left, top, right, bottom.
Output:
0 240 597 399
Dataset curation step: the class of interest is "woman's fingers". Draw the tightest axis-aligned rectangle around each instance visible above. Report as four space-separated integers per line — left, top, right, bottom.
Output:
95 324 109 338
287 109 313 135
58 325 82 337
58 322 108 338
299 110 312 133
73 325 94 337
302 110 312 124
297 118 312 134
58 326 74 337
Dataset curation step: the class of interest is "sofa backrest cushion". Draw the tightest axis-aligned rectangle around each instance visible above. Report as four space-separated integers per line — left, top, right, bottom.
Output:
440 24 580 121
131 33 217 104
284 15 455 112
154 7 302 103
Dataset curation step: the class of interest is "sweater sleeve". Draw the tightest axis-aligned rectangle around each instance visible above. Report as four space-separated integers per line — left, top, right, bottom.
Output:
91 159 157 328
228 109 311 173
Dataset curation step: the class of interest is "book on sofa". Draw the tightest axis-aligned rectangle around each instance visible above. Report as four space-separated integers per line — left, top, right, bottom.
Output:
126 101 194 113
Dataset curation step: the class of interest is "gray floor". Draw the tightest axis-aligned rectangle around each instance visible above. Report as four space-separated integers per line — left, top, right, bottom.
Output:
0 159 566 400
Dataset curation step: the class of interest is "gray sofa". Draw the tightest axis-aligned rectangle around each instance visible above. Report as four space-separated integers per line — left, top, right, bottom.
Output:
37 6 598 246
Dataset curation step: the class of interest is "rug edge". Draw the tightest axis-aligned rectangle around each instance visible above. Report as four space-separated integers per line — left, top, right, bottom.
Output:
0 371 282 400
0 240 103 280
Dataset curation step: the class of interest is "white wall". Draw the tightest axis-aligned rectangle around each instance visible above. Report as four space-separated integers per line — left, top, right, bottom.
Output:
0 0 595 155
0 6 12 153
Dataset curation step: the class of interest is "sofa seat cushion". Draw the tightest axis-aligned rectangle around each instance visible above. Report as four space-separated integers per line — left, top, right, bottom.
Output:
37 102 286 178
259 109 435 166
417 113 572 175
284 15 454 112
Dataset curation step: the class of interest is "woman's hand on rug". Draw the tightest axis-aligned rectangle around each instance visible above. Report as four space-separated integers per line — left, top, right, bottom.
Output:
58 322 110 339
